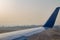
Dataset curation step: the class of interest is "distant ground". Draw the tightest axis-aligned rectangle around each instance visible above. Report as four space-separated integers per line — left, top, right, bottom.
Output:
28 29 60 40
0 26 60 40
0 25 41 33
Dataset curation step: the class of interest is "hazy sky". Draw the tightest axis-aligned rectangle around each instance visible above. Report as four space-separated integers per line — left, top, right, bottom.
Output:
0 0 60 26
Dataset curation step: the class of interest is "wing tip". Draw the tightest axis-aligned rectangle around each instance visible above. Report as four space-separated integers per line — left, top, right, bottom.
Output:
43 7 60 29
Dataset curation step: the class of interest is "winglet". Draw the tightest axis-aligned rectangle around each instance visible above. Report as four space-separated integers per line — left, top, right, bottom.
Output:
43 7 60 29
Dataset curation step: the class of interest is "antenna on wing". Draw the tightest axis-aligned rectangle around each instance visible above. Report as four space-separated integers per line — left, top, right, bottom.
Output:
43 7 60 28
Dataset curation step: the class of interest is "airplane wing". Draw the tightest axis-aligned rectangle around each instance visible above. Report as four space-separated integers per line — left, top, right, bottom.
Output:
0 27 45 40
0 7 60 40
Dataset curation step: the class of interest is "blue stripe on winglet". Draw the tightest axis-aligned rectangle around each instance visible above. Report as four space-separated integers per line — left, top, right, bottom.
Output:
43 7 60 28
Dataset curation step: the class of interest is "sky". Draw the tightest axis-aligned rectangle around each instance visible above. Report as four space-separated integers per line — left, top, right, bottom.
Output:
0 0 60 26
